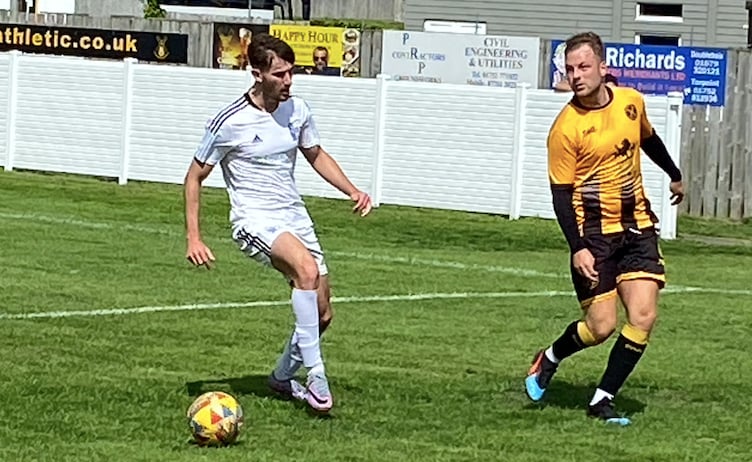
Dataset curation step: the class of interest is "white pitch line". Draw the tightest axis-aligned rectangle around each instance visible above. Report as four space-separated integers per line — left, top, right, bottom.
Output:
2 285 750 321
663 286 752 296
0 291 575 320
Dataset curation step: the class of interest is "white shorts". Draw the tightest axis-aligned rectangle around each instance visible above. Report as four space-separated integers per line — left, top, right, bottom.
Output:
232 220 328 277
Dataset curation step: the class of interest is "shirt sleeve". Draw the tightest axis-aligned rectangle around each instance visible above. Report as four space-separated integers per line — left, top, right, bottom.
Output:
547 127 577 186
548 124 585 252
551 185 587 253
193 118 235 165
298 100 321 149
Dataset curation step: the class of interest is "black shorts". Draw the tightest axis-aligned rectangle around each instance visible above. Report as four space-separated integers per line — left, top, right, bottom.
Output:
571 226 665 308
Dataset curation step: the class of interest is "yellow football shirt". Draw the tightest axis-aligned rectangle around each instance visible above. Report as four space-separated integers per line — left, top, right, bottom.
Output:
547 87 659 236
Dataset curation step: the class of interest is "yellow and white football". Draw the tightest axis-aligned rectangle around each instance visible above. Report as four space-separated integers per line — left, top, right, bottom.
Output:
186 391 244 446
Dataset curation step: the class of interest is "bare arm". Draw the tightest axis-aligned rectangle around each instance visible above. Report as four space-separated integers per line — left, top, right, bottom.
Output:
184 158 217 267
301 145 357 195
301 145 372 216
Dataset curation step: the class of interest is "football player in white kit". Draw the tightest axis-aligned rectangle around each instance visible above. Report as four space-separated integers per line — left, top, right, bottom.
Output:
183 33 372 413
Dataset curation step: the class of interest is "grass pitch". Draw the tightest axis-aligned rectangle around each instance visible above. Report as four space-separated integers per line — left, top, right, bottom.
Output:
1 170 751 462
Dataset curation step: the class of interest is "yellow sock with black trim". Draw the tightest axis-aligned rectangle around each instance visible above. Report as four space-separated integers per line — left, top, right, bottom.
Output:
577 321 599 346
596 324 650 397
549 321 599 363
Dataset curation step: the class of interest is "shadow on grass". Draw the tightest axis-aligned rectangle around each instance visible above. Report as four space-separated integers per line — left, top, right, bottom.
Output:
522 379 647 416
185 374 333 419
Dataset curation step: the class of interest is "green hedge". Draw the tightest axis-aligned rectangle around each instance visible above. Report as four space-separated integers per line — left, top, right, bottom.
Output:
143 0 166 19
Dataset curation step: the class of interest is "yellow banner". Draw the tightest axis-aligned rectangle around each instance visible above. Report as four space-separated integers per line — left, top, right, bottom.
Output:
270 24 361 77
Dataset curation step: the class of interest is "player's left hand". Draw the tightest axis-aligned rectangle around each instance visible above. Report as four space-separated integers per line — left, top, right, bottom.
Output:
669 181 684 205
350 190 372 217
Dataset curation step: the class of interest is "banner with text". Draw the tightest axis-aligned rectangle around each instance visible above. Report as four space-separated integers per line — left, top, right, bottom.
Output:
551 40 727 106
212 23 269 70
381 30 540 88
0 23 188 63
270 24 361 77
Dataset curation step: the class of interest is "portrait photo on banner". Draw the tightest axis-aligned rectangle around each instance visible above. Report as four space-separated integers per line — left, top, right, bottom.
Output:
270 24 361 77
212 23 270 70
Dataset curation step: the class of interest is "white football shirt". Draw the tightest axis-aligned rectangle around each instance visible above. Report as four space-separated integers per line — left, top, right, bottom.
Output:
193 93 321 228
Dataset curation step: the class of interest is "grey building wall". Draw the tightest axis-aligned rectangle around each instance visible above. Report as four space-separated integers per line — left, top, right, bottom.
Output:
404 0 747 48
714 0 749 46
75 0 144 17
617 0 706 45
72 0 403 21
305 0 404 21
404 0 615 38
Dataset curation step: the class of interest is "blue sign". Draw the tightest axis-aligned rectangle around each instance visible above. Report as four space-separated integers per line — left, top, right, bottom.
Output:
550 40 727 106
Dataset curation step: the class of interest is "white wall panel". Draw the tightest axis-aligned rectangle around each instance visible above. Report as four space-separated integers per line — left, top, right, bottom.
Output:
641 96 671 227
13 55 124 177
519 90 572 219
286 76 379 201
0 52 683 238
127 64 248 189
380 80 517 215
0 53 9 167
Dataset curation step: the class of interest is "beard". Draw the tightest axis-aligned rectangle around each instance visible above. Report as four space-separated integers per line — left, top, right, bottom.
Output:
573 82 598 99
260 81 290 102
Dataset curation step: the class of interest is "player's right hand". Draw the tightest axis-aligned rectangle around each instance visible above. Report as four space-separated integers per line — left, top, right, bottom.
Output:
573 248 598 286
669 181 685 205
350 190 373 217
186 239 216 269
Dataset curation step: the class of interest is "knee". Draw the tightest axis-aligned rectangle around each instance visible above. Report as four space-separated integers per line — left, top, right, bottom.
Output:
292 260 319 290
629 306 658 332
586 318 617 344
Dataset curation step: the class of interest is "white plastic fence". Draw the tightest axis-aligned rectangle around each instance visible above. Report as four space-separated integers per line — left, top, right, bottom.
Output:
0 50 683 238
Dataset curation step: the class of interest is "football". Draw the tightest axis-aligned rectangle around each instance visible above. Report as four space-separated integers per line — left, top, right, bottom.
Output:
186 391 244 446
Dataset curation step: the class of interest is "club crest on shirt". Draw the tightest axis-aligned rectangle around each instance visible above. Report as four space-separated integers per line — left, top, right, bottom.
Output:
612 138 635 159
624 104 638 121
288 123 300 141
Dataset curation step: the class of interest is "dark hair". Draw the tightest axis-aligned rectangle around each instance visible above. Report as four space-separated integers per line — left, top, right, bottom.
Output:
604 73 619 85
565 31 605 61
248 33 295 72
313 46 328 54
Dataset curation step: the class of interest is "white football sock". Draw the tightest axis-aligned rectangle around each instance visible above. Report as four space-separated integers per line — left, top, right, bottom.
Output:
590 388 614 406
291 288 324 371
544 347 560 364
